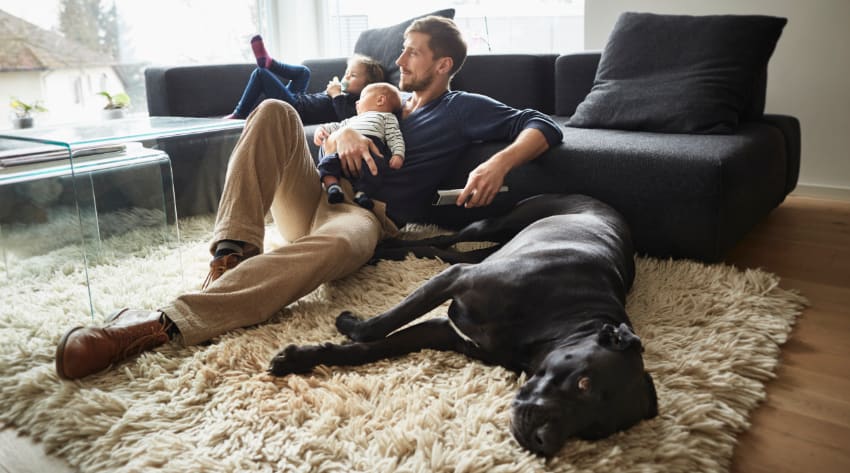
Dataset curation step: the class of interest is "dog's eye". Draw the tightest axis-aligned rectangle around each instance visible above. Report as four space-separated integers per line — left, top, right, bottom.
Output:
578 376 591 392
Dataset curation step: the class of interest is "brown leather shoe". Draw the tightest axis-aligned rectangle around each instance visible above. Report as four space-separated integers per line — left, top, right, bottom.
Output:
202 243 261 289
55 308 172 380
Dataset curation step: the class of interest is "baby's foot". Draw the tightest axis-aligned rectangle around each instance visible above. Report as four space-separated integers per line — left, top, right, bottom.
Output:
327 184 344 204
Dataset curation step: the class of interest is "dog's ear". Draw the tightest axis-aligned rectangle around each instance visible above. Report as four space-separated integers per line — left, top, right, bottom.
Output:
597 322 643 351
643 372 658 418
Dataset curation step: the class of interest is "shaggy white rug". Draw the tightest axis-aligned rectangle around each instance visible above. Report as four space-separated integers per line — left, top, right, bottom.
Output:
0 213 807 473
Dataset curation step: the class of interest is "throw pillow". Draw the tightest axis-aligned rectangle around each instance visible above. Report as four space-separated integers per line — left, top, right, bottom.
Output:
568 12 787 134
354 9 455 86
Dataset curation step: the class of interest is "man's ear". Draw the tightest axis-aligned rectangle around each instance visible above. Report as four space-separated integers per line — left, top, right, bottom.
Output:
436 56 453 76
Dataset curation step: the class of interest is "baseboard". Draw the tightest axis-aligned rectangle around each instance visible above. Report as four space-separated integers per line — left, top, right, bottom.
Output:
791 184 850 202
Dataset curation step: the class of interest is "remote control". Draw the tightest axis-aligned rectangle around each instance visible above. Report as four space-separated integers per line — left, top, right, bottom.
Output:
432 186 509 206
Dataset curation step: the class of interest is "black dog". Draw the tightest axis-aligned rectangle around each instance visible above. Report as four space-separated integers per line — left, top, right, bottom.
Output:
269 194 658 456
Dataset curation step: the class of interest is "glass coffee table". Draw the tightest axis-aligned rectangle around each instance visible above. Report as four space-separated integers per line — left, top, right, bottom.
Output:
0 117 244 318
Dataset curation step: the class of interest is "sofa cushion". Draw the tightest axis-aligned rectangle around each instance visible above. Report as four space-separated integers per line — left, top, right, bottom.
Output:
354 9 455 86
568 12 787 134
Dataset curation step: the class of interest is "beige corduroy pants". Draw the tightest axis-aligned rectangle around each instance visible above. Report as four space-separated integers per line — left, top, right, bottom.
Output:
161 100 399 345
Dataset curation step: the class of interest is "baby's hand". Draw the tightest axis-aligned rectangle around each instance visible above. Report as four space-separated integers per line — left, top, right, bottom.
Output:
314 127 329 146
326 76 343 97
389 155 404 169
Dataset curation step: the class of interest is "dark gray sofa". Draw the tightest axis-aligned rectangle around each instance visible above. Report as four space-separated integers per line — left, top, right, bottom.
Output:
144 52 800 262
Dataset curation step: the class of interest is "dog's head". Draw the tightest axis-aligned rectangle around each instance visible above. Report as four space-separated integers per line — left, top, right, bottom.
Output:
511 322 658 457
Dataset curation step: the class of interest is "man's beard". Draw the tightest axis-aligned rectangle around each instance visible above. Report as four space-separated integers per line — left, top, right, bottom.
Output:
399 66 436 92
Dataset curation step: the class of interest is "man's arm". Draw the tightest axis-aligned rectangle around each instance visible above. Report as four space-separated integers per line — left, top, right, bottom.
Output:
452 94 563 208
457 127 550 207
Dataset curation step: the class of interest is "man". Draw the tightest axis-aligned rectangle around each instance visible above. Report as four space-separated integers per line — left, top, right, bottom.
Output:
55 16 563 380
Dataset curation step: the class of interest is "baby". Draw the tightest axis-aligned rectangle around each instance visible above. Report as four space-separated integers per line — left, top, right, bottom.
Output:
314 82 404 209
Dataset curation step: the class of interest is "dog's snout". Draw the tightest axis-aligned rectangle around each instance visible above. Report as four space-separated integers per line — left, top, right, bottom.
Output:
532 424 548 449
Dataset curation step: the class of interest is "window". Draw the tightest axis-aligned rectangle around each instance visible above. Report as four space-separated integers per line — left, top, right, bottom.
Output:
1 1 583 129
0 0 262 126
323 0 584 57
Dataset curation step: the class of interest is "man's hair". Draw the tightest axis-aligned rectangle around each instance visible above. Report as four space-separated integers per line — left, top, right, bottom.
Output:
405 15 468 76
365 82 402 112
348 54 385 84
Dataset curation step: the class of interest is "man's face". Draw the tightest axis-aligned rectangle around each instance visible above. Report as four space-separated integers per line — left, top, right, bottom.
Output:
395 31 439 92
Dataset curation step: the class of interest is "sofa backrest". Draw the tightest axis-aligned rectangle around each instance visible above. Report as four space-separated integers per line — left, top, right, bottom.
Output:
452 54 558 114
145 64 255 117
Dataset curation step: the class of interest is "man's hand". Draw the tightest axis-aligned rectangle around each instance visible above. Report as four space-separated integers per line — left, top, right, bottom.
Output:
327 128 381 178
457 158 510 208
313 127 330 146
457 128 551 208
389 155 404 169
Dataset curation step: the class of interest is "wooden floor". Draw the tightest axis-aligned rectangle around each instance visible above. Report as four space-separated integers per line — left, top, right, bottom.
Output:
2 195 849 472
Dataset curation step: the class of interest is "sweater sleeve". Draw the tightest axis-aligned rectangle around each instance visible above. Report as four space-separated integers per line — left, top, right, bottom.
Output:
451 92 563 147
321 120 345 134
383 114 405 158
332 94 357 120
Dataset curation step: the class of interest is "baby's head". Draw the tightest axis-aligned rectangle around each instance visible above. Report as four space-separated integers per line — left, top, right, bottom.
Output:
355 83 402 115
343 54 384 95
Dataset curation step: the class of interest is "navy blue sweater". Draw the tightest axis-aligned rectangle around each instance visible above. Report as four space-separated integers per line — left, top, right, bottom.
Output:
295 92 358 124
368 91 563 225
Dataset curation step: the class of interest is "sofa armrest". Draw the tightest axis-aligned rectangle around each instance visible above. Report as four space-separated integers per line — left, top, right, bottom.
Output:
554 52 601 116
760 114 801 195
144 67 171 116
302 57 349 94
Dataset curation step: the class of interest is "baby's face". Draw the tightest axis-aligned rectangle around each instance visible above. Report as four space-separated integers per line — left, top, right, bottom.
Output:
355 84 397 115
355 85 382 114
343 63 369 94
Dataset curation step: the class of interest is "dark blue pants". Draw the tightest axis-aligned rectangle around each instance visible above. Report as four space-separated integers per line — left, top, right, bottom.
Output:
232 60 311 117
317 136 391 197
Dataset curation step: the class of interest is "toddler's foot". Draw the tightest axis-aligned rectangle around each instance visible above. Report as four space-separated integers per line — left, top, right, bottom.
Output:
327 184 344 204
251 34 273 68
354 192 373 210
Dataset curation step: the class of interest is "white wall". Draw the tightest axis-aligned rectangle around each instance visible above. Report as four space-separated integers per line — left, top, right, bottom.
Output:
585 0 850 199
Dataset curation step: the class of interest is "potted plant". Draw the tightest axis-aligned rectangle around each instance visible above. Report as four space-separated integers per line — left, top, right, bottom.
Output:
9 97 47 129
98 91 131 119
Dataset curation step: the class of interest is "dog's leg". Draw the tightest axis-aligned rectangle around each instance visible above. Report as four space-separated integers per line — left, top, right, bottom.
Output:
381 194 572 250
269 318 513 376
371 245 500 264
336 264 467 342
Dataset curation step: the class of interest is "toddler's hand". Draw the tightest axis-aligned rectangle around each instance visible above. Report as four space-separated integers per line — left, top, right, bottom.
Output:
314 127 329 146
389 155 404 169
326 77 343 97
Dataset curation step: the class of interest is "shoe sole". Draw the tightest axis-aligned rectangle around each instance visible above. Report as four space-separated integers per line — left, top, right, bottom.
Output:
55 326 84 380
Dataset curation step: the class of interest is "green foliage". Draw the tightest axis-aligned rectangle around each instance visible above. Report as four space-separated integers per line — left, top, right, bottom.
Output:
9 98 48 117
97 91 131 109
58 0 119 58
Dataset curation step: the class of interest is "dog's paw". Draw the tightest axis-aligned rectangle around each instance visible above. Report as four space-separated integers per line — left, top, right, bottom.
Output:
267 344 320 376
336 310 363 342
